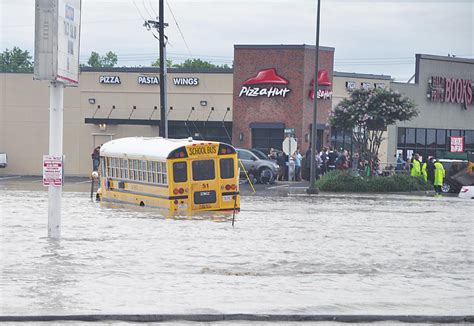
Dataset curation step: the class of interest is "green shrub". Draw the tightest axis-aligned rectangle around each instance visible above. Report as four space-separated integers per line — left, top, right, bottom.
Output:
315 170 433 193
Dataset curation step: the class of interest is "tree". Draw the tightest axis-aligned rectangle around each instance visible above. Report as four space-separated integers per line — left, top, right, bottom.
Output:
86 51 118 67
175 58 230 69
330 88 418 170
151 58 174 68
0 47 33 72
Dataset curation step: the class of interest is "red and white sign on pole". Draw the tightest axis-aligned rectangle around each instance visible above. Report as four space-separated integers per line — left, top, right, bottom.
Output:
43 155 63 186
450 136 465 153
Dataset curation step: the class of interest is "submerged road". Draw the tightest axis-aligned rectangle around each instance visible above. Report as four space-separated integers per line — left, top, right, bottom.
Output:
0 176 473 318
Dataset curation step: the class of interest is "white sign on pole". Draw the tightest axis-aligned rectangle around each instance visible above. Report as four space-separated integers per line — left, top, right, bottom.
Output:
34 0 82 85
282 137 297 155
43 155 63 186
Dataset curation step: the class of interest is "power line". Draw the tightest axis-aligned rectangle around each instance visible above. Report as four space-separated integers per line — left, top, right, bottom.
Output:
148 0 159 18
141 0 155 19
166 0 193 58
132 0 147 21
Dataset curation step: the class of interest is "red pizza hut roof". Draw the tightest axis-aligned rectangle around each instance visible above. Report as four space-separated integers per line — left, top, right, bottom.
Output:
243 68 289 85
311 70 332 86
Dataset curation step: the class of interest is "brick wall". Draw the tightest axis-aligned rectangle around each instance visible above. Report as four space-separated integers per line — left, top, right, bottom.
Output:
232 45 334 152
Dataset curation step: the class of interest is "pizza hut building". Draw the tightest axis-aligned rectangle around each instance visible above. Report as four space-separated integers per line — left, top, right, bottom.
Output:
232 44 335 153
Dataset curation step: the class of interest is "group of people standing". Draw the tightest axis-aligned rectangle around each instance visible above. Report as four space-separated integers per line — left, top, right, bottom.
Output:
302 146 353 181
409 153 445 195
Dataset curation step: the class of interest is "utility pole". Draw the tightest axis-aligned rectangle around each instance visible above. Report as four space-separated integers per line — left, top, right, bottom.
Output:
307 0 321 195
144 0 168 138
158 0 167 138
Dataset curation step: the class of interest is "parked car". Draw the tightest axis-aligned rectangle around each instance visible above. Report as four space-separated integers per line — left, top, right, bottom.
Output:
0 152 7 168
236 148 279 184
458 186 474 199
439 159 473 193
250 148 270 161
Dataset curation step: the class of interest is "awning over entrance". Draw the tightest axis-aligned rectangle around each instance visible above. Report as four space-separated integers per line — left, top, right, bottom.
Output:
249 122 285 129
309 123 328 130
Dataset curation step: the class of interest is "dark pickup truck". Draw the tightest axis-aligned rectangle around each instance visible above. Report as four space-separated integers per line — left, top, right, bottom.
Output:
441 152 474 193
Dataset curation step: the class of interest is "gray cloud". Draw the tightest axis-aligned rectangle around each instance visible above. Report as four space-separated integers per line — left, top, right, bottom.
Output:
1 0 472 80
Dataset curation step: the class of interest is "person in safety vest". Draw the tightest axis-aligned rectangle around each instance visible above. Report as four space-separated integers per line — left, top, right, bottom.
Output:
422 158 428 182
426 157 435 185
433 158 445 196
421 156 434 183
410 153 421 177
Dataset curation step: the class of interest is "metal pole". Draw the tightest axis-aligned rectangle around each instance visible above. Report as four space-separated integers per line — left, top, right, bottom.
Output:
307 0 321 194
289 137 292 181
159 0 167 138
163 40 168 138
48 82 64 238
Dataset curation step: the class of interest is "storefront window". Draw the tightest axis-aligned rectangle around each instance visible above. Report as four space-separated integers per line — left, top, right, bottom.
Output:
436 129 446 148
450 129 461 137
169 126 191 139
465 131 474 151
426 129 436 149
398 128 473 159
416 128 426 148
397 128 406 147
202 127 231 143
405 128 415 148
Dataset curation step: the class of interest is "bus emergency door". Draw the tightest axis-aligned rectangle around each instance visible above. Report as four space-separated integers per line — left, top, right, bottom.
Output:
187 143 220 210
190 158 219 210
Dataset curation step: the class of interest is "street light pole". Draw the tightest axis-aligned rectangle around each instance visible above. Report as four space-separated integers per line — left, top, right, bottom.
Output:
307 0 321 194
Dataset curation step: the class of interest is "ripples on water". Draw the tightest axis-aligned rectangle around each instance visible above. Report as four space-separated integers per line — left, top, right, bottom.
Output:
1 190 473 315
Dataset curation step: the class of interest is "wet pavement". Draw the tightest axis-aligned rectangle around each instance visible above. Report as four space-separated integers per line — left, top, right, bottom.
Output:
0 175 473 318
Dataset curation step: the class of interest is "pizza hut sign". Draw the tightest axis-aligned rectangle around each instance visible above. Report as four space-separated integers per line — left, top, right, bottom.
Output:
428 76 473 110
309 70 332 100
239 68 291 98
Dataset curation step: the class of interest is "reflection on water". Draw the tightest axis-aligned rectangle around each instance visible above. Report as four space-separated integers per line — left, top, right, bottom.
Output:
1 189 473 316
100 201 235 222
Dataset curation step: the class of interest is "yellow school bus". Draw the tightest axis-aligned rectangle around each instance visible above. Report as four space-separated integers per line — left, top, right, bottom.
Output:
97 137 240 213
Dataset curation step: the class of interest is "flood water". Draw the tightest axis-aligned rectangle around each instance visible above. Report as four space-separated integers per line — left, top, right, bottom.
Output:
1 187 473 316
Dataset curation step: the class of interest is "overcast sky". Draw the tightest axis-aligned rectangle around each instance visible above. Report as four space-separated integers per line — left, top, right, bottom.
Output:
1 0 472 81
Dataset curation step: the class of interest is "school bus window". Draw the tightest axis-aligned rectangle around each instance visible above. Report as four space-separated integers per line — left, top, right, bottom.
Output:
101 157 106 176
173 162 187 183
124 159 129 179
156 162 167 184
220 158 234 179
111 158 115 178
192 160 215 181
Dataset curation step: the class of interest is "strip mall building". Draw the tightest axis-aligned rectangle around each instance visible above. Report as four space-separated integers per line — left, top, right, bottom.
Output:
0 45 472 176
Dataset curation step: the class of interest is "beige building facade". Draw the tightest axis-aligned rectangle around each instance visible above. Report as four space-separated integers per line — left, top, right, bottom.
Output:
331 72 392 163
388 54 474 163
4 53 469 177
1 65 394 177
0 68 233 176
